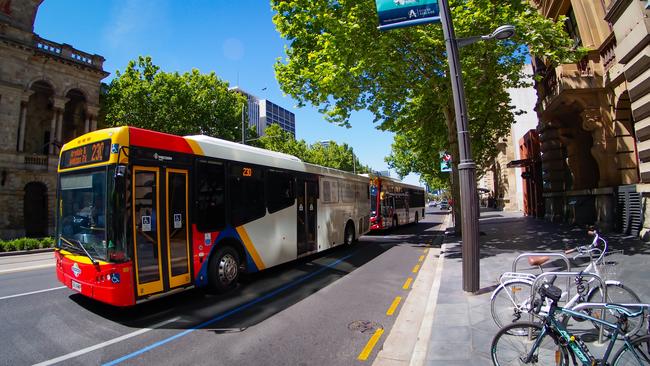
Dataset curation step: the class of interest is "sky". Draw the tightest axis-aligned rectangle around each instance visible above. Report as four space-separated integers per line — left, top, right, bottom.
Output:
34 1 421 186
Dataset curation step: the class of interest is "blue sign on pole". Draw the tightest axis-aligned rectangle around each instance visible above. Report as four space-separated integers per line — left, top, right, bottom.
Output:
375 0 440 31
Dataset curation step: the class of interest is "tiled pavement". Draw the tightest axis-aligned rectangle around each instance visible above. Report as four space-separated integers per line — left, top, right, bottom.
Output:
423 210 650 365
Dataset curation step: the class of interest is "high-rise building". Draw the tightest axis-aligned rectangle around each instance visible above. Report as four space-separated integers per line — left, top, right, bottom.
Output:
259 99 295 137
230 87 296 138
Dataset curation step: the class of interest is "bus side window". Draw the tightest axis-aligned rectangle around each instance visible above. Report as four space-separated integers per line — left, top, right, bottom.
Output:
229 163 265 227
196 161 225 231
267 169 294 214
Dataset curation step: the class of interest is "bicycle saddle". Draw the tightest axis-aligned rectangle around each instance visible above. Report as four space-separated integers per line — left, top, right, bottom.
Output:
528 256 550 266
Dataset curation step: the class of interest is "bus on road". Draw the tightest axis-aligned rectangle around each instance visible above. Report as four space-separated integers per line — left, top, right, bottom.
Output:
55 126 371 306
366 174 425 231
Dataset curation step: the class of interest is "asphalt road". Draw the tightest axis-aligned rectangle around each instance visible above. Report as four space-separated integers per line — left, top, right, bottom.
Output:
0 209 447 366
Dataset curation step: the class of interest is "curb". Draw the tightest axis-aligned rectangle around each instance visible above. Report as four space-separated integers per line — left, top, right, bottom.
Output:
408 213 452 366
0 248 54 257
372 213 452 366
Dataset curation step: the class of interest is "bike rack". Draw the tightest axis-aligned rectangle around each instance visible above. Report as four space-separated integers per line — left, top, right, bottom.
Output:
512 253 572 298
512 252 571 273
569 302 649 341
532 272 608 344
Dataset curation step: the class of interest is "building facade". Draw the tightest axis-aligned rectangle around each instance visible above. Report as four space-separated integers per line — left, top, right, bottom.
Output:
259 99 295 137
230 87 296 138
0 0 108 239
530 0 648 235
481 64 539 212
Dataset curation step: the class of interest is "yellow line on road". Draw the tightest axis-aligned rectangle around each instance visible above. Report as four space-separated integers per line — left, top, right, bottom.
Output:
418 255 425 262
386 296 402 316
412 264 420 273
357 328 384 361
402 277 413 290
423 248 429 254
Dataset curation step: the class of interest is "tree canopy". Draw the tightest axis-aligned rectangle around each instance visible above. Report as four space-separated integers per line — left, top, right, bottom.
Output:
101 56 248 141
271 0 579 191
257 124 370 173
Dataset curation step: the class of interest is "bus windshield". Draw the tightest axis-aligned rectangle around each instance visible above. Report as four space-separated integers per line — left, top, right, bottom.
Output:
58 170 108 262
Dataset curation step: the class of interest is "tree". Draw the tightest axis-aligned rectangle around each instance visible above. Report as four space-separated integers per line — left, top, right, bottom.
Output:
272 0 580 228
102 56 247 141
258 124 371 173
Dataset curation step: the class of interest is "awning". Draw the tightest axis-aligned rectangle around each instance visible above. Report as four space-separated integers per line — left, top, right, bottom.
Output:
507 158 535 168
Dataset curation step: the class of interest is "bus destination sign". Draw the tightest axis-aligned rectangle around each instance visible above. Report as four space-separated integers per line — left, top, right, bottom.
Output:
60 139 112 169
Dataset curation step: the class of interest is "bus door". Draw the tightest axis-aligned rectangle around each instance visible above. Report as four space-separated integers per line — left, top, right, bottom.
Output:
132 166 191 297
297 177 317 255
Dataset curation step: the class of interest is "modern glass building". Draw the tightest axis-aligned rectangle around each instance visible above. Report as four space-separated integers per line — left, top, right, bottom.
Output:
230 87 295 138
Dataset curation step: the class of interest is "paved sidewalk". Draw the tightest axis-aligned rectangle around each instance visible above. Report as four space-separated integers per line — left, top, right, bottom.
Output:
423 210 650 365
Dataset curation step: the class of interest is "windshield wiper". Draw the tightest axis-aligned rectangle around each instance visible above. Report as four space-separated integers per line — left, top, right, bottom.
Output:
59 235 98 265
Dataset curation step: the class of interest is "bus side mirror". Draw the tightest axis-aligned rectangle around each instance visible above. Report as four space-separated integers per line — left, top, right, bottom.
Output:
114 165 126 178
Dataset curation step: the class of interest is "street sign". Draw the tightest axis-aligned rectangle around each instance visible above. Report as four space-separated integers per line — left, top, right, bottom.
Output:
440 151 452 172
375 0 440 31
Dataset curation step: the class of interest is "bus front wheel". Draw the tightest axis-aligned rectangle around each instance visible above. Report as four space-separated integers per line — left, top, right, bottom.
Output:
208 245 240 292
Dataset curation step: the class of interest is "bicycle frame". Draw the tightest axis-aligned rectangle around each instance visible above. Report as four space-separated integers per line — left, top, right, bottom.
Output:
523 304 645 366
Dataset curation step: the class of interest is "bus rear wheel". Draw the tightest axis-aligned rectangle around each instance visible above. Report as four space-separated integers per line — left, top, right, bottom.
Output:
208 245 240 292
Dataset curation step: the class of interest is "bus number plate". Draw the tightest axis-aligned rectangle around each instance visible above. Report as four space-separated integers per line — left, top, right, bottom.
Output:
71 280 82 292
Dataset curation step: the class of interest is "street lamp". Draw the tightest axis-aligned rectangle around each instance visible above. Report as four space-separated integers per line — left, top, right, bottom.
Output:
438 0 514 293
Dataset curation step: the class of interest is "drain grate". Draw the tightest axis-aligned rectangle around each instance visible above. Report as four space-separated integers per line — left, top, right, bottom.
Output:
348 320 383 334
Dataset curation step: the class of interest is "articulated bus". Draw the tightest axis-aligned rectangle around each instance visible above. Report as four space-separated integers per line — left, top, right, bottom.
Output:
55 126 371 306
366 174 425 231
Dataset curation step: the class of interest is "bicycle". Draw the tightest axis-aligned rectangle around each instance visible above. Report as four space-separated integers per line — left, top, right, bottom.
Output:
491 282 650 365
491 231 642 335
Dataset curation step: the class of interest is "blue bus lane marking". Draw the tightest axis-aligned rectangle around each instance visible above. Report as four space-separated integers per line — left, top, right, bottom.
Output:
103 252 357 366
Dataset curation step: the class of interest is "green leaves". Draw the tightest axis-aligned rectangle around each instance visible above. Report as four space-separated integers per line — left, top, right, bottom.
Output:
271 0 579 189
102 56 247 141
258 124 370 173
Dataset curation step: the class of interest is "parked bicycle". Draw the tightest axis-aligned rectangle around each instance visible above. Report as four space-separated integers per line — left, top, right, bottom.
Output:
491 231 642 337
491 281 650 365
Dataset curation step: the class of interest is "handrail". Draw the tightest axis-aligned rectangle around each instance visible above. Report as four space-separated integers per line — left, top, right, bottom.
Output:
532 272 608 343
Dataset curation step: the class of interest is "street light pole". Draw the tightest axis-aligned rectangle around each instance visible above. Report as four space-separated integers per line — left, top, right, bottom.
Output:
438 0 480 293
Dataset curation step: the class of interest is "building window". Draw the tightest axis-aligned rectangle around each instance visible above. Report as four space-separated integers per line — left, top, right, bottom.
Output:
565 7 582 48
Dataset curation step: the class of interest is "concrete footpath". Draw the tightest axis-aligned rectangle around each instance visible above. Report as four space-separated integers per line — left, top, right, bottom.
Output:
375 209 650 365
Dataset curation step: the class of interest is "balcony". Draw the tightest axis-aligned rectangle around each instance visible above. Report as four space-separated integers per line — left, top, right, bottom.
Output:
34 36 105 71
535 51 604 114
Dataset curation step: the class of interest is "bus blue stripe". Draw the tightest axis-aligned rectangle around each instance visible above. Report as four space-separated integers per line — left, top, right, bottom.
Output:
103 252 356 366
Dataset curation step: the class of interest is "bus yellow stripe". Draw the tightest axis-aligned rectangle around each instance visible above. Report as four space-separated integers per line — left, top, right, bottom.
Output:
185 139 204 156
235 226 266 270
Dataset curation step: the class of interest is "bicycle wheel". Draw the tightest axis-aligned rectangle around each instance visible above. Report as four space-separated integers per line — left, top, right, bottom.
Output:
612 335 650 365
588 283 643 337
491 322 569 366
491 280 534 329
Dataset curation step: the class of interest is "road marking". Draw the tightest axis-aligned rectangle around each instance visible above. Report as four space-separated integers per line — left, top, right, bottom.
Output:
0 263 55 274
422 248 429 254
103 253 357 366
402 277 413 290
411 264 420 273
33 317 180 366
357 328 384 361
386 296 402 316
0 286 66 301
418 255 425 262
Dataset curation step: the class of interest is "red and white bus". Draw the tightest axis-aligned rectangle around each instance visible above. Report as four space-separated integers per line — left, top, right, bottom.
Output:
366 174 425 231
55 126 370 306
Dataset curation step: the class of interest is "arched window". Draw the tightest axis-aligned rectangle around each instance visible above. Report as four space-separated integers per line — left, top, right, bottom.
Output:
24 81 55 154
24 182 48 237
62 89 87 143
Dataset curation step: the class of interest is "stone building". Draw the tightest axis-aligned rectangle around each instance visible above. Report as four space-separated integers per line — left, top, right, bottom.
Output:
531 0 648 234
0 0 108 239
